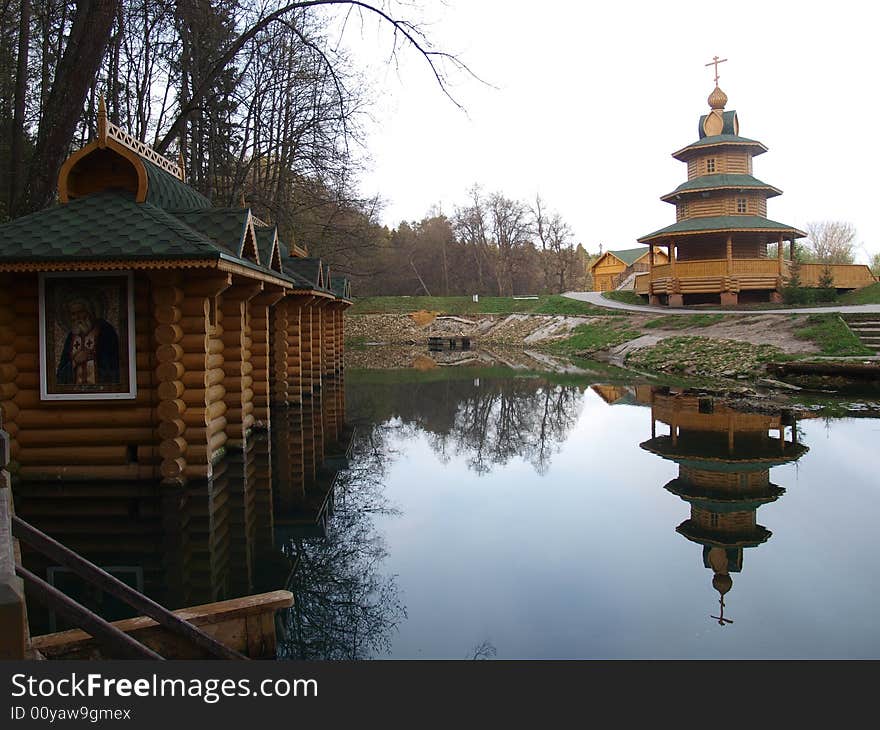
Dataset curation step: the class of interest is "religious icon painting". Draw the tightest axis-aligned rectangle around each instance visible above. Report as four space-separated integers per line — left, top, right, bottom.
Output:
38 271 137 400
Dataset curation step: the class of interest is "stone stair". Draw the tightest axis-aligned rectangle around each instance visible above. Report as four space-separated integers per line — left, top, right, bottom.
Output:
846 318 880 352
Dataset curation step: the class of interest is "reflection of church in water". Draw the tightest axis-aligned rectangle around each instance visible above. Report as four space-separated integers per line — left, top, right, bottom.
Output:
635 387 807 624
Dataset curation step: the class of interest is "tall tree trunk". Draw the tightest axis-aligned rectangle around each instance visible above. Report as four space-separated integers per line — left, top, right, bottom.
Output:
9 0 30 212
15 0 120 216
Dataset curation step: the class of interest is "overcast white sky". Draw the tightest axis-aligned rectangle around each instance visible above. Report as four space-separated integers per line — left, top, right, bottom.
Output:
340 0 879 262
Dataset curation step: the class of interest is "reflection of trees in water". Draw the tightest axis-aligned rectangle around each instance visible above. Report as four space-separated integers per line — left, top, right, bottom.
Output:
277 426 405 660
348 376 585 476
452 379 583 475
278 376 584 658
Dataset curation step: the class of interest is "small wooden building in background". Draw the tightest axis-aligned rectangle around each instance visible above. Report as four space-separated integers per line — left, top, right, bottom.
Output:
589 247 668 292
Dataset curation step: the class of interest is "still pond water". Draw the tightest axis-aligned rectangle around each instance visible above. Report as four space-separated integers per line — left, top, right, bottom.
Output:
308 367 880 660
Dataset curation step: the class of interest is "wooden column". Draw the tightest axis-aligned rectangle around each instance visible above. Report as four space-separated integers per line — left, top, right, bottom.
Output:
249 290 284 428
667 241 684 306
300 299 317 484
310 302 324 466
726 234 733 275
179 274 231 481
322 303 335 380
777 233 784 275
338 304 347 372
269 296 289 407
285 297 303 405
154 274 187 484
282 296 305 504
221 281 262 447
789 239 796 262
337 304 348 420
322 303 338 444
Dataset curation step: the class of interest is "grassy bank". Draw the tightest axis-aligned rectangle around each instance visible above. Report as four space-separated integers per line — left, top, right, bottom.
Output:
793 313 874 356
839 282 880 305
601 290 644 305
643 313 726 330
547 319 640 357
626 336 785 377
349 294 623 316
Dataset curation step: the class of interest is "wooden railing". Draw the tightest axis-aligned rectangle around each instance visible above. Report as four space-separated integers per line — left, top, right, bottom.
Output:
13 515 249 660
645 258 876 292
1 416 28 659
651 260 727 278
797 263 876 289
731 258 780 276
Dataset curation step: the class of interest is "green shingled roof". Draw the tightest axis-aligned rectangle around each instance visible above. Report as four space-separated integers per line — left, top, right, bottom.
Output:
638 215 806 243
0 135 351 300
330 275 351 299
661 174 781 202
142 159 211 211
607 248 648 265
283 256 324 288
254 227 278 268
173 209 251 260
672 134 767 161
0 192 222 262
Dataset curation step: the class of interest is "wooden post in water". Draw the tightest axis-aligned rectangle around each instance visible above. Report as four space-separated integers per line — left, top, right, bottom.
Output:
0 414 28 659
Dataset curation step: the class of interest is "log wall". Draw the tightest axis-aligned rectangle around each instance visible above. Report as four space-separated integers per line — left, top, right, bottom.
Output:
0 272 350 492
2 273 158 482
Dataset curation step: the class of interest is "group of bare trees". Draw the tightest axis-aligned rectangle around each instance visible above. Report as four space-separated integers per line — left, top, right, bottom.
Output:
803 221 859 265
0 0 468 272
359 188 590 297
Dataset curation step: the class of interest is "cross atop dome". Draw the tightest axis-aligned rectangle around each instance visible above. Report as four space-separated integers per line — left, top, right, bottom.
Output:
705 56 729 110
705 55 727 86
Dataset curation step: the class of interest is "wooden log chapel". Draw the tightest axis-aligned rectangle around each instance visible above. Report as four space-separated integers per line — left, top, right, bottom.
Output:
0 99 351 487
0 103 353 658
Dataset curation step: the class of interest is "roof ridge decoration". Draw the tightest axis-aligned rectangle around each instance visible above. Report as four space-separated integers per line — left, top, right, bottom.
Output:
241 212 261 265
98 94 184 181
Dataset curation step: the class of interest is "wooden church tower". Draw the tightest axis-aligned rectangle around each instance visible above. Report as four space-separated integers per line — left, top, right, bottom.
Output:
638 58 806 305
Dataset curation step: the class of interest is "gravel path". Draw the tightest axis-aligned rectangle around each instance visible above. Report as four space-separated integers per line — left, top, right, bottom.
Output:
563 291 880 315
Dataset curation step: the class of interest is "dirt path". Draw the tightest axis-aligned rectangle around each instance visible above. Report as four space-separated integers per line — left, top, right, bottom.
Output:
563 290 880 315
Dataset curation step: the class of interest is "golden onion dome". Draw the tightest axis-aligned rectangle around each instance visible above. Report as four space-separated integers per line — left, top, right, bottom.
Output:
708 85 728 110
712 573 733 596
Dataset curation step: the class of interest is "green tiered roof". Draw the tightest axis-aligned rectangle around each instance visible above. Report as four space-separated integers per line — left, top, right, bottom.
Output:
661 174 781 202
639 215 806 243
672 134 767 161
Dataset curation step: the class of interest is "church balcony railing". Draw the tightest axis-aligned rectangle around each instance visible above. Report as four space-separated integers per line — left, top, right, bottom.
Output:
731 258 781 276
651 258 781 281
649 259 875 290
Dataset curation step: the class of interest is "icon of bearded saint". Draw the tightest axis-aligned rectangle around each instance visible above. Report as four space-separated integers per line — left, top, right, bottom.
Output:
55 290 121 386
